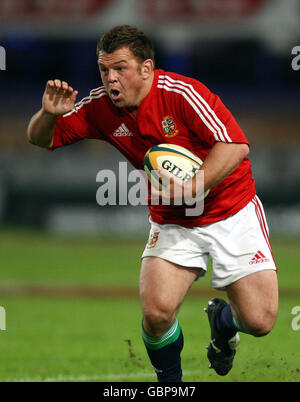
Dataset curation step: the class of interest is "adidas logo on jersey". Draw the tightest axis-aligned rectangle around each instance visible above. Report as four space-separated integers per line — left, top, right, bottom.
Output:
113 123 133 137
249 250 269 265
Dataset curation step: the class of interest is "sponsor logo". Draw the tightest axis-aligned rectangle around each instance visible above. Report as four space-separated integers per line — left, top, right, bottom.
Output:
161 115 179 138
113 123 133 137
249 250 269 265
161 159 199 181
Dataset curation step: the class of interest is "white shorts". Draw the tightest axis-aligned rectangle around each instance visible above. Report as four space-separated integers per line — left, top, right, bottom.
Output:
142 195 277 290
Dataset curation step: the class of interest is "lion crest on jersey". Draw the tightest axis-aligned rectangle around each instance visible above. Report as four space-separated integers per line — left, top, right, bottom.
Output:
161 115 179 138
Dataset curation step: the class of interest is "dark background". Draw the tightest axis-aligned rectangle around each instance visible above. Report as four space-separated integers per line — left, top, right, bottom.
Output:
0 0 299 235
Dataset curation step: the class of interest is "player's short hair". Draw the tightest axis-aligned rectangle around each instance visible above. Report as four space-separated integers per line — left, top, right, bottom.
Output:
97 25 155 65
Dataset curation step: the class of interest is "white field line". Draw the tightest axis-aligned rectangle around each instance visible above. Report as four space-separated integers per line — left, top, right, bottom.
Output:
3 370 203 382
4 372 155 382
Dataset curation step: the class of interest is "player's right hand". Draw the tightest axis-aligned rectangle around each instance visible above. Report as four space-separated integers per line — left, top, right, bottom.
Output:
42 79 78 116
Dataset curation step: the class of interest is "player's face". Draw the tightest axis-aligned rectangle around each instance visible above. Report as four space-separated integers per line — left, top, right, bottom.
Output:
98 47 153 111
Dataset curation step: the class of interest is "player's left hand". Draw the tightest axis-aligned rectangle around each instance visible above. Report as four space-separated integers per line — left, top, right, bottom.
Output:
151 167 194 206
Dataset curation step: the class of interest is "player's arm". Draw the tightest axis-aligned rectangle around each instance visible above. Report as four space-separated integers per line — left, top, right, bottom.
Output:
195 141 249 195
181 82 250 198
157 141 249 203
27 79 78 148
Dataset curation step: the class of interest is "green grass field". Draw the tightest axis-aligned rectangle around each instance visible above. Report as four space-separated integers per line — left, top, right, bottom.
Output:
0 228 299 382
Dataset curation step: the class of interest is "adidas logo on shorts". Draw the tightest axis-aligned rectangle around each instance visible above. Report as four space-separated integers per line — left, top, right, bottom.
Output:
249 250 269 265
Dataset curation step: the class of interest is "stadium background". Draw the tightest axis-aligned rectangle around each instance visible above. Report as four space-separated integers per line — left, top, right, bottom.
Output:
0 0 299 382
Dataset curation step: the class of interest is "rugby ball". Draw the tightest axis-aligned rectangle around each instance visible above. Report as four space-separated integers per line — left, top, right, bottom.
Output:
144 143 209 197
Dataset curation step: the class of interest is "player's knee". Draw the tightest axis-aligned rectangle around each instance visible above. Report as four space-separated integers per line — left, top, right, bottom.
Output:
144 305 174 327
245 310 277 337
143 302 176 336
249 322 272 337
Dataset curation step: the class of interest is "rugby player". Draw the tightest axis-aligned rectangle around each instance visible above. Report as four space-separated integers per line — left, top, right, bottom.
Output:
27 25 278 381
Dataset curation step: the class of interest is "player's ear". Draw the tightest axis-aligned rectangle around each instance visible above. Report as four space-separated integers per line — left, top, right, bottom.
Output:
141 59 154 79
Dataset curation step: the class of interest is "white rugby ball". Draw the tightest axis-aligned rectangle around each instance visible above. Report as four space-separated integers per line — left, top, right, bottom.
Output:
144 143 209 197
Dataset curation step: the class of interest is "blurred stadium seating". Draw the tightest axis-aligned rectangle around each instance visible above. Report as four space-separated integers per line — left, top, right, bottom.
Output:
0 0 299 235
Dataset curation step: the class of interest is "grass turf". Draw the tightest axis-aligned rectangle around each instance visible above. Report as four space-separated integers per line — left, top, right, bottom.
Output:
0 297 299 382
0 228 299 382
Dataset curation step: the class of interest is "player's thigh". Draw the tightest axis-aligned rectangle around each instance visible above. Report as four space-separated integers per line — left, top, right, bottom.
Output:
226 269 278 336
139 256 199 324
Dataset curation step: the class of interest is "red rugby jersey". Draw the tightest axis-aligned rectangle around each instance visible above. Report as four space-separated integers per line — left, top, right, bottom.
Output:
50 69 256 227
